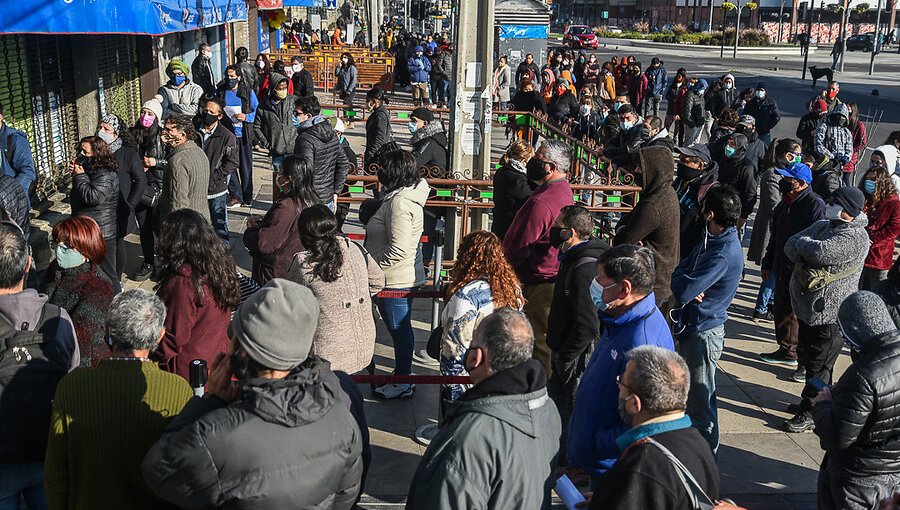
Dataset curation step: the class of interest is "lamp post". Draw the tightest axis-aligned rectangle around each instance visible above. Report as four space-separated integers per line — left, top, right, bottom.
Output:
870 0 883 74
732 0 757 57
778 0 787 42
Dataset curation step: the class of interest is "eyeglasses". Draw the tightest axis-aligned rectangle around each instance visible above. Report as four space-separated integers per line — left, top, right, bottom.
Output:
616 374 638 396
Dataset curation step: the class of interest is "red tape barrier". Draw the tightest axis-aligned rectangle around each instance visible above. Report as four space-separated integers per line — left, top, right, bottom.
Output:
346 233 431 243
351 374 472 385
375 290 442 299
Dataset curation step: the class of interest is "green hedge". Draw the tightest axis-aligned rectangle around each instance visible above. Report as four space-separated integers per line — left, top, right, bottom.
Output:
595 28 771 47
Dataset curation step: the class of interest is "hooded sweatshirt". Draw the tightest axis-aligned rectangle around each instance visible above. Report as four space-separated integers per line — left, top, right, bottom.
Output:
716 132 758 219
872 145 900 194
674 161 720 257
814 103 853 160
614 146 681 304
253 73 298 156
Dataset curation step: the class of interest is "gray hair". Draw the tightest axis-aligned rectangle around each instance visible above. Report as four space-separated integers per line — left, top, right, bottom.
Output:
473 308 534 373
627 346 690 415
107 289 167 351
540 139 572 174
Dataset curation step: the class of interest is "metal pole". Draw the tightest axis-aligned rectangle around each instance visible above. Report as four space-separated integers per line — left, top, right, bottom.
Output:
708 0 715 31
733 2 742 58
871 0 883 74
430 223 444 332
839 0 849 72
801 0 814 79
721 9 727 57
778 0 786 42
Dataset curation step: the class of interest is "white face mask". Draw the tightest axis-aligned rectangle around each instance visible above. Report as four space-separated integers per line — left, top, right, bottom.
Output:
257 60 266 69
579 104 591 115
202 51 212 59
756 90 766 99
825 204 848 222
292 63 303 72
97 130 116 145
724 82 733 90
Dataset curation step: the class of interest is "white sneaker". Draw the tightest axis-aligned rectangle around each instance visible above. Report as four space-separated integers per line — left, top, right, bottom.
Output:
413 349 440 367
373 383 416 400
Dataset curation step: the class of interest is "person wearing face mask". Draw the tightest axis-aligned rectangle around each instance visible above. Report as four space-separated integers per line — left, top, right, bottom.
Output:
814 103 853 167
97 114 146 280
797 99 829 155
573 51 587 92
710 74 738 121
406 308 560 510
216 64 258 208
233 47 258 97
502 140 575 376
598 63 616 101
243 156 317 285
289 56 315 98
408 107 449 269
39 215 116 368
157 59 203 119
70 136 120 283
253 73 298 178
614 146 681 313
548 78 579 124
492 55 512 110
674 144 720 257
197 97 238 242
545 206 609 468
582 54 601 96
665 68 688 141
681 78 707 145
858 165 900 289
335 52 359 128
759 162 826 370
748 138 802 320
780 185 869 433
156 115 211 228
735 114 768 179
812 291 900 510
292 95 349 211
573 95 603 141
567 244 675 481
670 185 744 454
253 54 272 94
407 45 432 107
742 82 780 145
191 42 216 96
363 88 394 172
715 133 758 235
627 62 648 114
603 104 647 167
586 346 719 509
642 57 668 118
641 115 674 152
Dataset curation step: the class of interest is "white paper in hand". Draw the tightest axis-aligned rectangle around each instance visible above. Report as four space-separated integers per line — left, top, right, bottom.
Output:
224 105 242 123
555 474 586 510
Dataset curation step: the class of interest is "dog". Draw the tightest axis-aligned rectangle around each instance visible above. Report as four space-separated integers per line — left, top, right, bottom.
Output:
808 66 834 88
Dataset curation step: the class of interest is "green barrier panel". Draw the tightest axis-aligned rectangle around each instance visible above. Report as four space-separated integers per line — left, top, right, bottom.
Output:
396 111 410 119
346 110 358 118
480 191 494 198
321 109 336 116
440 270 447 277
436 189 453 197
348 186 365 193
497 115 508 122
516 115 529 125
605 195 622 203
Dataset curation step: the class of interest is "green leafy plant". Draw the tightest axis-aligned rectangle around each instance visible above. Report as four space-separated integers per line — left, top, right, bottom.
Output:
855 2 870 13
721 2 736 10
745 2 758 9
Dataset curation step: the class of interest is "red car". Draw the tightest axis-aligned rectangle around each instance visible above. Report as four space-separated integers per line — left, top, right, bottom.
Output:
564 25 599 49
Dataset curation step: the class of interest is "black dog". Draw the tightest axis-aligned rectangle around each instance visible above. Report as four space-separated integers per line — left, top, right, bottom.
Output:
809 66 834 88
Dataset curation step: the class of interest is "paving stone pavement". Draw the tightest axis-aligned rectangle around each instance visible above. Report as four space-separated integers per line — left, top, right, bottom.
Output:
34 90 831 509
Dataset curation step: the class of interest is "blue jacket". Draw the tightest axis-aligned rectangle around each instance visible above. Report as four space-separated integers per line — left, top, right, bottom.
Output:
645 66 669 97
0 123 35 207
407 55 432 84
671 226 744 335
567 292 675 477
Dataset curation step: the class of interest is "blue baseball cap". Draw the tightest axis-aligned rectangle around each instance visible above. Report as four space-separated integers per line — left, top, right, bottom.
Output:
776 162 812 184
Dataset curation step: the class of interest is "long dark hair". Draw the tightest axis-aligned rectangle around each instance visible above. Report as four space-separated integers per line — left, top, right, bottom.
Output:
155 209 241 309
765 137 801 170
378 149 420 192
847 102 861 131
280 155 320 207
79 136 117 172
341 52 356 67
298 205 343 283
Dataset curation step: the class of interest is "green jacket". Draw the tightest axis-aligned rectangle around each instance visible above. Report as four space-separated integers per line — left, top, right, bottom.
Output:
406 363 561 510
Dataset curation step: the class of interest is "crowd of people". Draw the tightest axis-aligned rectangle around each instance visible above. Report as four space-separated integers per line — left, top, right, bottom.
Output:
4 29 900 510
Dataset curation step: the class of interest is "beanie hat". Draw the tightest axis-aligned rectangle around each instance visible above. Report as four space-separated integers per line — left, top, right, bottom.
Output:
831 186 865 218
101 113 121 135
812 99 828 113
414 45 424 53
838 291 896 351
165 59 190 78
231 279 320 370
411 107 433 123
141 98 163 121
756 81 766 90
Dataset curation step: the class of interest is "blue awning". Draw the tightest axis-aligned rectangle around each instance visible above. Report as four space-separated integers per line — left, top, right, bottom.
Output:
499 24 549 40
282 0 321 6
0 0 248 35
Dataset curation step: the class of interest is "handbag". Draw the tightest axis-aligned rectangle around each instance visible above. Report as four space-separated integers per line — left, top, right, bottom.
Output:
140 183 161 207
793 261 863 294
426 324 443 360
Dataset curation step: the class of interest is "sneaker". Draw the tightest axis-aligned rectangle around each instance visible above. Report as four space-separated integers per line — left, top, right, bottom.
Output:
789 366 806 383
413 350 440 367
133 263 154 282
759 349 799 367
227 197 241 209
373 383 415 400
752 311 775 322
786 402 805 414
783 411 814 433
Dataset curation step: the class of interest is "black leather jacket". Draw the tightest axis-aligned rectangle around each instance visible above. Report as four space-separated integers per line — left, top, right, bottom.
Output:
70 167 119 239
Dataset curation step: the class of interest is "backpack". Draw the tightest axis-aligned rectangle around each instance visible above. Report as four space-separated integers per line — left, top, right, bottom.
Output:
0 303 70 461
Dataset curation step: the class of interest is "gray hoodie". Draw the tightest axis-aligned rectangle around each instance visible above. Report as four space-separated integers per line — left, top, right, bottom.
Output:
785 214 870 326
0 289 79 369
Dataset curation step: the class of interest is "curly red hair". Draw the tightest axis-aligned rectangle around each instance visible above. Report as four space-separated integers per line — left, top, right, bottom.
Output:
447 230 523 309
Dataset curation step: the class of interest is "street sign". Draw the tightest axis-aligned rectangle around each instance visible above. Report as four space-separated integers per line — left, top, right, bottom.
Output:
601 10 609 18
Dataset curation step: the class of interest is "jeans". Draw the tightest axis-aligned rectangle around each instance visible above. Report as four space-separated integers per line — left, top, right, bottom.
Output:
0 462 48 510
228 135 253 204
683 125 702 145
755 273 776 314
429 77 440 104
208 194 229 242
818 455 900 510
760 132 773 146
678 325 725 455
134 202 156 267
831 52 840 70
436 79 451 104
375 289 415 376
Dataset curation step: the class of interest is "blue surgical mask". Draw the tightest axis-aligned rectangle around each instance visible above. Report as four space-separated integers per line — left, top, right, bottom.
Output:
55 244 86 269
621 120 633 130
174 75 186 86
613 101 622 112
864 179 877 195
407 121 418 134
589 279 618 312
292 115 302 128
724 146 736 158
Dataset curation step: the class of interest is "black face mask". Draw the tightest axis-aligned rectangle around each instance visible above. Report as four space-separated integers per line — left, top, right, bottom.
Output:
526 157 550 182
76 155 90 168
677 163 704 181
548 226 570 248
202 113 219 128
778 178 795 194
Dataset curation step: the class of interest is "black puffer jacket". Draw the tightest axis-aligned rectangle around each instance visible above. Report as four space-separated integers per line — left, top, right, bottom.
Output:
364 105 392 168
70 167 119 239
814 330 900 474
548 91 578 123
113 144 146 237
0 171 29 237
142 358 364 509
716 133 758 219
410 120 448 176
874 279 900 328
294 116 350 203
253 73 298 157
491 160 535 240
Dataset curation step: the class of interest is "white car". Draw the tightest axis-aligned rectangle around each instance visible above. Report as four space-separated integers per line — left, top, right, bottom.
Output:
606 25 623 34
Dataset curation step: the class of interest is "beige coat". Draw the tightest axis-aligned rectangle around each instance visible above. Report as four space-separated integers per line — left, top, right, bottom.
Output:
364 179 431 288
288 237 385 374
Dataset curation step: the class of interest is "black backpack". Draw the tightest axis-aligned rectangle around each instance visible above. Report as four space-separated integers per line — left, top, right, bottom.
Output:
0 303 70 462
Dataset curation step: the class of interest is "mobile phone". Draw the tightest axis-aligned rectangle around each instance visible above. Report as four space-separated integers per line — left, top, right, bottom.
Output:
808 376 829 392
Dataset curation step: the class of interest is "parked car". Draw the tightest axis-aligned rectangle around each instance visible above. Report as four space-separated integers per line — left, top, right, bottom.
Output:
606 25 623 34
564 25 600 49
846 33 874 52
